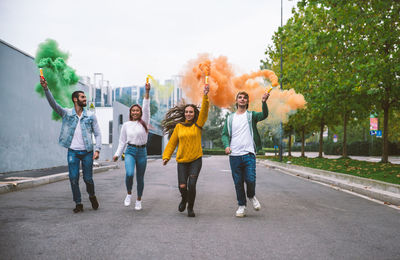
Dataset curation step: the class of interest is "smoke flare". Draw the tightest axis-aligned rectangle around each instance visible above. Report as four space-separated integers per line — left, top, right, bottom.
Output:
182 53 306 123
35 39 79 121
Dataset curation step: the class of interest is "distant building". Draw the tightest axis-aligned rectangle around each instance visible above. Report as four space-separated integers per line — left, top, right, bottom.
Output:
113 85 140 105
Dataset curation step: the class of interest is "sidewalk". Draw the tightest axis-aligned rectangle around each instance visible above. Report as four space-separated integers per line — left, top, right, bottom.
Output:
264 151 400 164
0 161 118 194
0 155 162 194
258 159 400 207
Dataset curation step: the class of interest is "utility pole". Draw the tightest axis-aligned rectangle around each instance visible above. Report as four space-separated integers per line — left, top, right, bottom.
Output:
279 0 284 162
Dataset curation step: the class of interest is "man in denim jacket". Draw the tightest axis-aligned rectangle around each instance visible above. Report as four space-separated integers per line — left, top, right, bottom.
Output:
221 91 269 217
40 77 101 213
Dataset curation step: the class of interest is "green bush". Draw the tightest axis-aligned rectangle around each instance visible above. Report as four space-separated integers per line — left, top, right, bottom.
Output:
324 140 400 156
203 149 225 155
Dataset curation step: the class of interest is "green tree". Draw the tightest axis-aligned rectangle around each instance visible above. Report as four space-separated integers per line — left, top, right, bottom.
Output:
202 104 225 148
304 0 400 162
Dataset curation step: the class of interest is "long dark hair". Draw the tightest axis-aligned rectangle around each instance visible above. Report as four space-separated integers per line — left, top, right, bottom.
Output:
129 104 148 133
162 103 201 138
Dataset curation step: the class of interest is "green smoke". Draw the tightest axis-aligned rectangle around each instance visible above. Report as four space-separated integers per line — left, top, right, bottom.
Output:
35 39 79 121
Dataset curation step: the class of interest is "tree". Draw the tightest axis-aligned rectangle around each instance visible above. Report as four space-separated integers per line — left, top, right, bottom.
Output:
202 104 226 148
263 0 400 161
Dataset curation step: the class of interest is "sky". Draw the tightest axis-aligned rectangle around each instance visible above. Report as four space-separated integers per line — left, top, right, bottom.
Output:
0 0 298 88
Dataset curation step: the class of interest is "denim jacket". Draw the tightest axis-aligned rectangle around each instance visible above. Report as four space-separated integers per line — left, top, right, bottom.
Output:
44 89 102 152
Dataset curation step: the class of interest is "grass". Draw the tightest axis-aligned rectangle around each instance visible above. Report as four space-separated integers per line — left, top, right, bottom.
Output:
257 155 400 185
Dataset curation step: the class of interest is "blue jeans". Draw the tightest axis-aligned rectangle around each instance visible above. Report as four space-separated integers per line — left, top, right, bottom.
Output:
229 153 256 206
67 149 95 204
124 146 147 197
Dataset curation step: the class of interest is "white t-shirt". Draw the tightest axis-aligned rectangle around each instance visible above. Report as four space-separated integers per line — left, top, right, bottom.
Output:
69 114 86 150
230 112 255 156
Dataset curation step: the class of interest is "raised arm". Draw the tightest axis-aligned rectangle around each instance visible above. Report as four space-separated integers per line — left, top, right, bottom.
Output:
196 84 210 127
142 84 151 125
40 77 67 117
253 92 270 122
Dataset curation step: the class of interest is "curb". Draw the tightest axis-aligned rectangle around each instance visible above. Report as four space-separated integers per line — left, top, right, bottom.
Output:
0 164 118 195
258 159 400 206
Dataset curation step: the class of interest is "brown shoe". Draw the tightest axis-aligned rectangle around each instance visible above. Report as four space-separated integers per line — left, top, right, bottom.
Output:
73 204 83 213
89 196 99 210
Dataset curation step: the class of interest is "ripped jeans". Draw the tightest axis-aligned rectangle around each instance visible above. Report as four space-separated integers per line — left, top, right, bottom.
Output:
67 149 95 204
177 157 202 208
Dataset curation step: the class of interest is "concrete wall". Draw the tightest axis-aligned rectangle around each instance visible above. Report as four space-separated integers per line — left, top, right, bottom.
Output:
0 39 89 173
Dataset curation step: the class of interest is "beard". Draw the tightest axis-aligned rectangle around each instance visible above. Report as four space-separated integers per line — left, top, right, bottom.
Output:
77 100 87 107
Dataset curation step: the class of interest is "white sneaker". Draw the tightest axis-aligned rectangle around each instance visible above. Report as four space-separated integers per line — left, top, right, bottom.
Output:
250 196 261 211
135 200 142 211
235 206 246 217
124 194 132 207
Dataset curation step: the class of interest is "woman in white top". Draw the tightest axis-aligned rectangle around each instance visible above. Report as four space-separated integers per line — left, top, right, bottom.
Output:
113 83 151 210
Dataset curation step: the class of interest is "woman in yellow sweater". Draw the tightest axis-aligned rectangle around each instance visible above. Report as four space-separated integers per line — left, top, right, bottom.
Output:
162 84 209 217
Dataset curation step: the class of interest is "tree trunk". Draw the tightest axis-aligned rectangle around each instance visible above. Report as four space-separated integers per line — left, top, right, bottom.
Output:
381 102 389 163
319 120 324 158
288 132 292 157
301 127 305 157
342 112 348 158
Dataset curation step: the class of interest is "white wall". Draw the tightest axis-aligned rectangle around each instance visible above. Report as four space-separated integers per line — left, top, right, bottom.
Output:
94 107 113 145
0 39 88 173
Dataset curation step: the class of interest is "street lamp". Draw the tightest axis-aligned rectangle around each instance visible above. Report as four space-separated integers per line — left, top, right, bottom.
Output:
279 0 284 162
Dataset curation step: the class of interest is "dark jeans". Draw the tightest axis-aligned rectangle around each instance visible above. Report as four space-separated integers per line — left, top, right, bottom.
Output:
229 153 256 206
177 157 202 207
124 146 147 197
67 149 95 204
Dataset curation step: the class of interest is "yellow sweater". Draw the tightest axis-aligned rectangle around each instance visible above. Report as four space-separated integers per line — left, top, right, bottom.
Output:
162 95 209 163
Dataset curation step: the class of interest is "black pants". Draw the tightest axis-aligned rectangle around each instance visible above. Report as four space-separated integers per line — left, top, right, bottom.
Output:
177 157 202 208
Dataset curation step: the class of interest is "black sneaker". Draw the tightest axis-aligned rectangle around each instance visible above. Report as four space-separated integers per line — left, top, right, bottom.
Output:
89 196 99 210
73 204 83 213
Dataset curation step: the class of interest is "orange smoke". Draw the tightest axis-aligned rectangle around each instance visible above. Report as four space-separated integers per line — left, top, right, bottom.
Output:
263 88 307 124
182 54 306 120
198 60 210 76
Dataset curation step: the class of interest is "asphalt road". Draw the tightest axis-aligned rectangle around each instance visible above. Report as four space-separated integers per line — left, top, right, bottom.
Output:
0 156 399 260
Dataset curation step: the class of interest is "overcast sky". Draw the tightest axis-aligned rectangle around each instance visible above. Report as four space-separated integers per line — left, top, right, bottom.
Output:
0 0 298 87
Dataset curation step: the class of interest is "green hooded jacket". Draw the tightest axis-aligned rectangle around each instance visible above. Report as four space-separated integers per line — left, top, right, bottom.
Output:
221 101 268 153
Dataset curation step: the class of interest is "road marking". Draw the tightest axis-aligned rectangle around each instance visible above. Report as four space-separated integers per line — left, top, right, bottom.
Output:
5 177 34 180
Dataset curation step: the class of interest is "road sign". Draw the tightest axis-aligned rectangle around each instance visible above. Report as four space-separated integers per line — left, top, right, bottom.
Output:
370 130 376 136
88 102 95 112
376 130 382 138
333 134 338 143
370 118 378 130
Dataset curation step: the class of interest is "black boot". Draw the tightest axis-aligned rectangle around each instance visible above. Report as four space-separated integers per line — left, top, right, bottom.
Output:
187 203 195 217
178 188 187 212
187 189 196 217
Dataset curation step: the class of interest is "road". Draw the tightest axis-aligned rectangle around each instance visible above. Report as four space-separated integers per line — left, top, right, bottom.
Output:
0 156 399 259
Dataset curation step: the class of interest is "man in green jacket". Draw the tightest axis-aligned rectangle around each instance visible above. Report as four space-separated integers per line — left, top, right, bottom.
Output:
221 91 269 217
